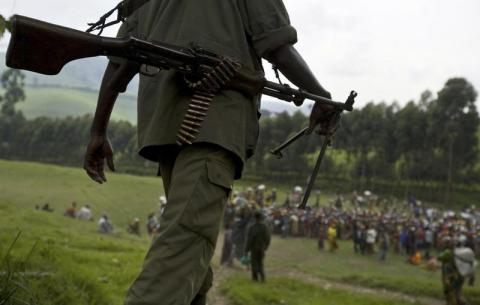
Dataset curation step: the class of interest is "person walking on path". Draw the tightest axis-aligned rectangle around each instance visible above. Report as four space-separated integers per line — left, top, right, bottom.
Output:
245 211 271 282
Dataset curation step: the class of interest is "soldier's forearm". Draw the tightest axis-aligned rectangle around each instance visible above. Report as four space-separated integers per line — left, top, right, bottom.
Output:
265 44 330 98
90 61 136 136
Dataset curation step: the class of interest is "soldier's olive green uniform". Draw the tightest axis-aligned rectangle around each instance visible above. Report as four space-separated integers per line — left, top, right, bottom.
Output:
115 1 297 304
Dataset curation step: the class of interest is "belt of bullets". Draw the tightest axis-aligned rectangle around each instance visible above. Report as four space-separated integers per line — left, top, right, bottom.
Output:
176 58 241 146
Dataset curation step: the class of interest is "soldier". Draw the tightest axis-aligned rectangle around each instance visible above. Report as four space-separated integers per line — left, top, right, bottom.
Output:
245 211 271 282
83 0 335 304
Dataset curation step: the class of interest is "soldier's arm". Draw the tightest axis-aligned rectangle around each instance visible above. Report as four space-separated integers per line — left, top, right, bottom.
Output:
264 45 330 98
264 44 335 134
84 61 138 183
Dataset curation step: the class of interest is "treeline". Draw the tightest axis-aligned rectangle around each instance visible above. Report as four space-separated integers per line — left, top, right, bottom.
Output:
253 78 479 182
0 67 479 204
0 113 153 174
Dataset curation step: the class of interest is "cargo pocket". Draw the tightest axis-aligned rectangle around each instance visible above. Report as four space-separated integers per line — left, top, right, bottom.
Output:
179 159 234 245
206 159 234 194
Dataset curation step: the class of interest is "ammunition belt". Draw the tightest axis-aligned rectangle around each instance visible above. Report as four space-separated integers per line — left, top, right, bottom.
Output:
176 58 241 146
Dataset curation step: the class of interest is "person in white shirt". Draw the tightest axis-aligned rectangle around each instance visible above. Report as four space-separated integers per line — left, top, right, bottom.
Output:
366 226 377 255
76 204 93 221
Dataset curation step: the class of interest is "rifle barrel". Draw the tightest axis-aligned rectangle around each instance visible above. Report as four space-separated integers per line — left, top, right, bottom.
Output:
263 81 353 111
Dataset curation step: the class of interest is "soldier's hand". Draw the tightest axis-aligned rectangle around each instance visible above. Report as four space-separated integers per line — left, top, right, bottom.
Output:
307 92 338 136
84 134 115 184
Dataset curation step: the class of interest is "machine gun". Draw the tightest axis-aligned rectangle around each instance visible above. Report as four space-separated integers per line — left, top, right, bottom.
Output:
5 14 357 207
6 15 353 111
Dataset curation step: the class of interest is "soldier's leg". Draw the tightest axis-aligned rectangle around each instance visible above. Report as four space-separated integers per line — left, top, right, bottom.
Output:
125 144 236 305
190 266 213 305
156 145 179 198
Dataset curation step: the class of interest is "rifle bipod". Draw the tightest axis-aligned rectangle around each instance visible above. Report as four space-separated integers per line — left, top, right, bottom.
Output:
270 91 357 209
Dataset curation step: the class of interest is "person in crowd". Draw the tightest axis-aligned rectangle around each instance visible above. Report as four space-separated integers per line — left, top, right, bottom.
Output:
64 201 77 218
281 210 290 238
318 216 326 250
352 221 361 253
255 185 266 207
41 203 54 212
128 218 141 236
232 207 249 261
327 220 338 252
245 211 271 282
98 214 114 234
220 223 235 267
438 237 474 305
378 231 389 261
77 204 93 221
424 225 434 260
158 196 167 216
266 189 277 205
146 213 159 237
365 225 377 255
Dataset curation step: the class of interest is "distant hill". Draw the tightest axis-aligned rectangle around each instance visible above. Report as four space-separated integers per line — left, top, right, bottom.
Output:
1 52 304 123
0 52 139 92
19 86 137 123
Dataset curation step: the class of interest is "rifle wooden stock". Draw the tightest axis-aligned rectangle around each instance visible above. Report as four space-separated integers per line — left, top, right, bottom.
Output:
7 15 123 75
6 15 195 76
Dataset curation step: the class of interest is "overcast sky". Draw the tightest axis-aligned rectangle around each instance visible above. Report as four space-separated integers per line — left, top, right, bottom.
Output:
1 0 479 107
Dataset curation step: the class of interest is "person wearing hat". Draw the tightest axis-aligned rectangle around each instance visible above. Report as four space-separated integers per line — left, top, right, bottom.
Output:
245 211 271 282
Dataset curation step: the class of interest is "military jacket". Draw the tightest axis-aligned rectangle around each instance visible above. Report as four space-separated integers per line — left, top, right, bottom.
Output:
115 0 297 178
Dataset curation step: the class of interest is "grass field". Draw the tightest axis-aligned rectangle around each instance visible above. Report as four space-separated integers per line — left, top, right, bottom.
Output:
0 160 479 305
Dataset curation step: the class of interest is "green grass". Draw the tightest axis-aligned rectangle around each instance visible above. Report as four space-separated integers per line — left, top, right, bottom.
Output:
0 160 163 228
0 205 149 305
1 160 479 305
221 276 423 305
266 237 480 304
18 87 137 123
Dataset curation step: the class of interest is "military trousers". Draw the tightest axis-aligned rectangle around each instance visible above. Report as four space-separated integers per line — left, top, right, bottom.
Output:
125 143 237 305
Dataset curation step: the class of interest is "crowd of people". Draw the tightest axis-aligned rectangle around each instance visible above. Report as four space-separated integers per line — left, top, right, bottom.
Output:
38 184 478 302
42 187 480 265
220 185 479 300
223 186 480 259
40 200 162 237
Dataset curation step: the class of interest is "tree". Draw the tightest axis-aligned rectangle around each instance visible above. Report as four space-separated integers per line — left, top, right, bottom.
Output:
0 14 10 39
429 78 479 203
0 69 26 116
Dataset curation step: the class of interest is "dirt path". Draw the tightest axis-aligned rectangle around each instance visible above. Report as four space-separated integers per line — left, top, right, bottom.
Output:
208 265 444 305
269 268 444 305
208 265 233 305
